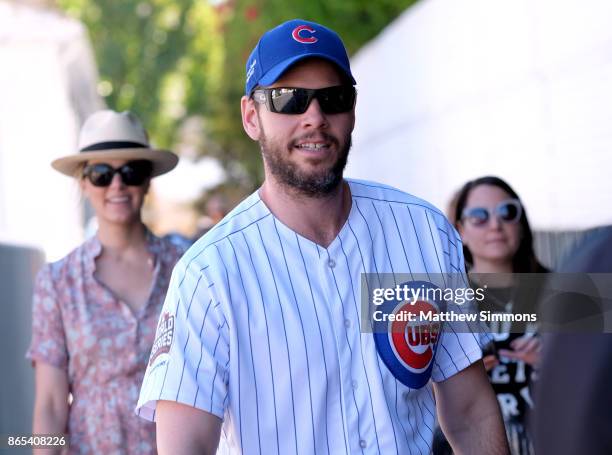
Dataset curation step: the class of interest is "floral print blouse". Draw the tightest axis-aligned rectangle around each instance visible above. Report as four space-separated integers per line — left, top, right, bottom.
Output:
27 232 184 454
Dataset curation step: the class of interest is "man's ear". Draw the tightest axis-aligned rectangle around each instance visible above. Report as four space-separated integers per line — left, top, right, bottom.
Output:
241 96 261 141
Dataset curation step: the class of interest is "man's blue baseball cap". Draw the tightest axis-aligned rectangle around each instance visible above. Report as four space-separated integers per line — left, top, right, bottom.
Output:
245 19 356 96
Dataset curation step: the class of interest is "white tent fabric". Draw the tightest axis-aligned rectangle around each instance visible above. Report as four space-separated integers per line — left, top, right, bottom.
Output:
346 0 612 230
0 1 103 261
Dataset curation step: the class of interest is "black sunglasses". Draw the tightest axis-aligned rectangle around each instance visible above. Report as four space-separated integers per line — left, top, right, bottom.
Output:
252 85 356 115
461 199 522 227
82 160 153 187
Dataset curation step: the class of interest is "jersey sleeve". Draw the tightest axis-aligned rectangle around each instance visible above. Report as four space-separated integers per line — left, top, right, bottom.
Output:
26 264 68 369
430 225 482 382
136 259 230 421
430 324 482 382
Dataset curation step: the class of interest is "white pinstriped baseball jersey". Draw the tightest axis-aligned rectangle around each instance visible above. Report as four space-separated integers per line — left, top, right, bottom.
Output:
137 178 482 454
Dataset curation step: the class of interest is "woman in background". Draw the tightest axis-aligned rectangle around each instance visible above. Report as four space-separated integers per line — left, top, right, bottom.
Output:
27 110 184 454
453 175 548 454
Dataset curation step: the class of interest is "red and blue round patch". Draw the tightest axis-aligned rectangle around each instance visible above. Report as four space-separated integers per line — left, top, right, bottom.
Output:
373 281 443 389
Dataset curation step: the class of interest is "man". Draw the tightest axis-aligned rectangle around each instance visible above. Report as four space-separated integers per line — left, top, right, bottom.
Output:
136 19 508 455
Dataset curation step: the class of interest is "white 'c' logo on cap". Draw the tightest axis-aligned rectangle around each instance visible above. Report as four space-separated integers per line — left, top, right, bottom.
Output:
292 25 317 44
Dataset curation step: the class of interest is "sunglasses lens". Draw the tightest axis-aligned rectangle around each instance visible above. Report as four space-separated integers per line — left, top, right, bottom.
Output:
270 88 310 114
317 86 356 114
498 201 521 222
464 208 489 226
120 160 152 186
86 164 114 187
266 86 355 114
84 161 152 187
463 201 522 227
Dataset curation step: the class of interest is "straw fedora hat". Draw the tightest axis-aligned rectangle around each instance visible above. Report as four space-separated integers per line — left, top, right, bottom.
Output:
52 110 178 177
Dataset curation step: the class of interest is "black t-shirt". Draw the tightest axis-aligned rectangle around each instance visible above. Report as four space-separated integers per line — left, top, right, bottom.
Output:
480 286 534 423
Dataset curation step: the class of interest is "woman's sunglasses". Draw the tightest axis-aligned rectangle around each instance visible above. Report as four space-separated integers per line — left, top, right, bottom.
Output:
461 199 522 227
82 160 153 187
252 85 356 115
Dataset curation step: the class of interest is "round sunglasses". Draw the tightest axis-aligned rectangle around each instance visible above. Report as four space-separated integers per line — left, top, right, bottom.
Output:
82 160 153 187
461 199 522 227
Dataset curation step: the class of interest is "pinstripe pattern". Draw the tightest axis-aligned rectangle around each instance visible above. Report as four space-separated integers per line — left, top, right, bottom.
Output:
136 179 482 454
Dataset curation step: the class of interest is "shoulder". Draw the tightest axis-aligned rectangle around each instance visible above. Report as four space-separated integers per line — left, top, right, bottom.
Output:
348 179 444 214
177 191 270 275
44 239 93 278
347 178 458 238
33 240 94 295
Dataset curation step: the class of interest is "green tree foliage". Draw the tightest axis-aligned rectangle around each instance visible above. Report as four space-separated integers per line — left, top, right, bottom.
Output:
58 0 224 157
58 0 417 193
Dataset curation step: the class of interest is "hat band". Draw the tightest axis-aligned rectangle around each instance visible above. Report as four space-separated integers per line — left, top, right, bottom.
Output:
80 141 148 152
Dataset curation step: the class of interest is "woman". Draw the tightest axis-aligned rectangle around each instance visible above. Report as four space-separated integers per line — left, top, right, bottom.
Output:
453 176 547 454
27 110 184 454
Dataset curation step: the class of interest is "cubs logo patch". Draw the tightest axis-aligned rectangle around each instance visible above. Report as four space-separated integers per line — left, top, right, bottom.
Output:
292 25 317 43
373 281 443 389
149 312 174 366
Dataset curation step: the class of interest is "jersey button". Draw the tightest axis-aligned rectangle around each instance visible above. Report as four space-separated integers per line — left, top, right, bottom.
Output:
327 258 336 268
359 440 367 448
351 380 358 390
344 319 351 328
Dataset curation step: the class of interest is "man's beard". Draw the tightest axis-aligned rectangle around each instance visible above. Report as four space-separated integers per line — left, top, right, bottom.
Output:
259 130 351 198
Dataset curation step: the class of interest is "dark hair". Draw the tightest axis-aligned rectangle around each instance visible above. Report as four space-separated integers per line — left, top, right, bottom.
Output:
453 176 547 273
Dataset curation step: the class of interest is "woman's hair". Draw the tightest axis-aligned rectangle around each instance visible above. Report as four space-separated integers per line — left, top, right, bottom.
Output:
452 175 547 273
